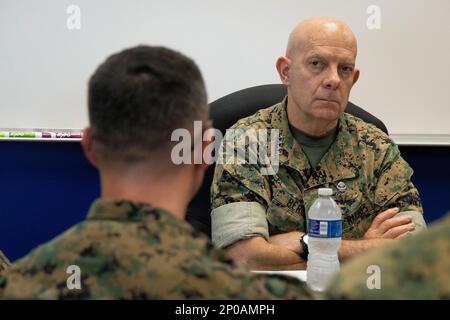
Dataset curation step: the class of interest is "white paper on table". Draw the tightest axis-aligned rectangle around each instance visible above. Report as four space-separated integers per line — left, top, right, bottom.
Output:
252 270 307 282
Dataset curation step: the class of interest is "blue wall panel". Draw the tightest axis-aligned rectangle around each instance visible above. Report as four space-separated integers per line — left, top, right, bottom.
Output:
0 142 99 261
0 142 449 261
400 146 450 222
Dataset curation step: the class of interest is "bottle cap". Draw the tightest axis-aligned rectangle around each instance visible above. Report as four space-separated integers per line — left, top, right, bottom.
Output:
318 188 333 196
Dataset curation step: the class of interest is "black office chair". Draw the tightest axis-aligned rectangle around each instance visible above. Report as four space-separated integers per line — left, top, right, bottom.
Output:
186 84 388 238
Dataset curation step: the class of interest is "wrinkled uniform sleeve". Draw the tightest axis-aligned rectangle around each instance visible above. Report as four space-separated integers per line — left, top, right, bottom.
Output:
373 143 426 231
211 129 273 248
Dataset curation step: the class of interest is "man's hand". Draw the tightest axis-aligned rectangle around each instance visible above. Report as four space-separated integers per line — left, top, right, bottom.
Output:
363 207 415 239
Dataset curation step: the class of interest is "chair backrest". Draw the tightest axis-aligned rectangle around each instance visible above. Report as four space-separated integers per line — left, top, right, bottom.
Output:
186 84 388 238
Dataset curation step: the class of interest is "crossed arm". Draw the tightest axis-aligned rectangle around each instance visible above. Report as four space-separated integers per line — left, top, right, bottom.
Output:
226 207 419 270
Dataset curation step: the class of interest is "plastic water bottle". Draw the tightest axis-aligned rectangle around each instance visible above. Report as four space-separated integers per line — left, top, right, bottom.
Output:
306 188 342 292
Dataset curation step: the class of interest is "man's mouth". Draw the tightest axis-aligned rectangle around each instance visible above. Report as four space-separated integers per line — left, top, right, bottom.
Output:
316 98 339 104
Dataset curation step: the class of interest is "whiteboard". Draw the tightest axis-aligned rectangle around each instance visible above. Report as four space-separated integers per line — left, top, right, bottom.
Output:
1 0 449 145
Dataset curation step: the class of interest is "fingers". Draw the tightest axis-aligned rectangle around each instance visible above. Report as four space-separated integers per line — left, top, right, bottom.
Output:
396 231 412 239
372 207 400 227
383 223 415 239
379 215 413 234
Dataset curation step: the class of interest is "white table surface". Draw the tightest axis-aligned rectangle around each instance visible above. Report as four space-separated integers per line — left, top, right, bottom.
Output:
252 270 307 282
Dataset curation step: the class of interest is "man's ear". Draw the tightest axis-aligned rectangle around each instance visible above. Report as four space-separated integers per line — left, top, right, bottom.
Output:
197 128 217 171
81 127 98 168
276 56 291 86
353 69 360 85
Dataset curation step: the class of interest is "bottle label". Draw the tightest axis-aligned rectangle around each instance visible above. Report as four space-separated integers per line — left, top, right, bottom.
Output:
308 219 342 238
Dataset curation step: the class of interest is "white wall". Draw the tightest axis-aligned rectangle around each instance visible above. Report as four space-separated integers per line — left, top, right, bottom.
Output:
1 0 449 144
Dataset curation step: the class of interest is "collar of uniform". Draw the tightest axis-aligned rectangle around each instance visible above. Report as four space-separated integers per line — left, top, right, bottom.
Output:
86 198 180 225
272 98 357 188
312 113 359 188
273 97 311 175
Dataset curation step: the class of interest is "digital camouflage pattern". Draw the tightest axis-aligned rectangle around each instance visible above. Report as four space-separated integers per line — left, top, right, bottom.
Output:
211 98 423 239
0 251 10 273
325 213 450 299
0 199 313 300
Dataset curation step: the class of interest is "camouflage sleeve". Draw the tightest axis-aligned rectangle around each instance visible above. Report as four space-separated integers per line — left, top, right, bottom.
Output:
0 250 11 274
324 213 450 299
393 210 427 234
373 143 424 217
245 273 315 300
210 164 273 248
210 121 280 247
211 123 280 209
209 124 278 247
211 163 271 210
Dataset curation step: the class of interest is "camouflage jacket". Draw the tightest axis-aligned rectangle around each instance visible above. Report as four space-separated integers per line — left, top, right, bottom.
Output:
211 98 423 246
0 251 10 273
0 199 313 300
325 213 450 299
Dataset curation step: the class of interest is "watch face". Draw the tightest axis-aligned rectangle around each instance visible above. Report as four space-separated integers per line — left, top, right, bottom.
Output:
304 235 309 244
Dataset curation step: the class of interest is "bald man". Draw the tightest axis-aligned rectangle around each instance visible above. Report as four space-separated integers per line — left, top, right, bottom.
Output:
210 17 426 271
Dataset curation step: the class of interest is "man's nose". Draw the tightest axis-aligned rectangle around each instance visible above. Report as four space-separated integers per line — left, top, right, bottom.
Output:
322 67 340 90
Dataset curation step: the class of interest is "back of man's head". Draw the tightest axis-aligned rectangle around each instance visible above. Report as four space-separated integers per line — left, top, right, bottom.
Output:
88 45 208 164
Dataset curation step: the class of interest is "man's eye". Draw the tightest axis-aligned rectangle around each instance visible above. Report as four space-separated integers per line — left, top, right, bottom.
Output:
310 60 323 68
341 65 353 73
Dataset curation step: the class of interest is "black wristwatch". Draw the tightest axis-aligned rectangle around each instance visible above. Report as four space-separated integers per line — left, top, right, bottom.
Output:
299 234 309 261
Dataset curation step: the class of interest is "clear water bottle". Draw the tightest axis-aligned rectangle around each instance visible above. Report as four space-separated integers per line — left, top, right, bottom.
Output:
306 188 342 292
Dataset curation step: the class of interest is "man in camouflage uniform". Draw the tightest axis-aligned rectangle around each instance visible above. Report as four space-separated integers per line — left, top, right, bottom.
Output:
0 46 312 299
0 251 10 273
325 212 450 299
211 17 426 270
